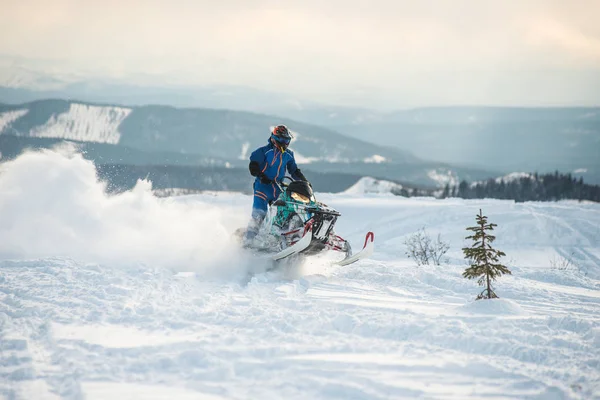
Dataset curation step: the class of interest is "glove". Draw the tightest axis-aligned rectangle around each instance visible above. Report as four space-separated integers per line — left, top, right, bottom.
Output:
249 161 261 177
259 174 272 185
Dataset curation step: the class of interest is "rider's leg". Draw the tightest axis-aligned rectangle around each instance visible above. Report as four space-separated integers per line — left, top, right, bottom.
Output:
244 189 269 242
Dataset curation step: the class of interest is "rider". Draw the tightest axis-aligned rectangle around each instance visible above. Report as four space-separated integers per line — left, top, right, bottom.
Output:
244 125 307 243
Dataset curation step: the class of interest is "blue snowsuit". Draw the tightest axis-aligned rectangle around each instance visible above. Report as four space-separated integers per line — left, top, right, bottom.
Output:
245 140 305 240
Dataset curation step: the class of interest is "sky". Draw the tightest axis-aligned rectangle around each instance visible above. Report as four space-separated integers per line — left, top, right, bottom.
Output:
1 0 600 109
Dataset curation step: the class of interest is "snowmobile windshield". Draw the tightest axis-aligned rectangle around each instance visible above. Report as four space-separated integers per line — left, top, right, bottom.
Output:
286 180 315 203
290 191 311 203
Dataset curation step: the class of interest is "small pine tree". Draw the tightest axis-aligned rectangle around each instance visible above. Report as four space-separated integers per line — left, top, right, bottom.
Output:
462 209 511 300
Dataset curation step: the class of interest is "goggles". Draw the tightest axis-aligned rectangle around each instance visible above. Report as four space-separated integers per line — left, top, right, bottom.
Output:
272 133 291 146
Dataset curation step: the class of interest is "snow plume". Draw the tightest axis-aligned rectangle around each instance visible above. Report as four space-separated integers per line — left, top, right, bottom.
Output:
0 147 251 279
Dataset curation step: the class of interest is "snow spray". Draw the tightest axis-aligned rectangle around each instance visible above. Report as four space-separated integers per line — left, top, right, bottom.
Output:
0 146 252 279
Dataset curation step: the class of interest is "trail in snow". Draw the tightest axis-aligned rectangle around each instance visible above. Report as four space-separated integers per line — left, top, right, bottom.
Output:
0 149 599 400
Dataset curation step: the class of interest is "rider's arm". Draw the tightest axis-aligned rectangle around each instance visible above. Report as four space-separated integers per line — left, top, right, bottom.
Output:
249 147 273 184
249 161 261 177
286 152 307 181
292 168 307 182
249 147 266 177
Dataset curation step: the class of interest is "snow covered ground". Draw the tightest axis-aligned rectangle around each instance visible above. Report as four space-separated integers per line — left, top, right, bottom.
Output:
1 149 599 400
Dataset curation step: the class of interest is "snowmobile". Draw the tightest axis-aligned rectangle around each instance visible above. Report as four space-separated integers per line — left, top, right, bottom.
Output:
237 178 374 266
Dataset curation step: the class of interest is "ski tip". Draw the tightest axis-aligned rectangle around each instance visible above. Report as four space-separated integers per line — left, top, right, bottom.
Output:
363 231 375 249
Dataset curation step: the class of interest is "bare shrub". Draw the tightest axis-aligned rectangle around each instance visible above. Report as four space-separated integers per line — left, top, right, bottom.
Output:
404 228 450 266
549 253 576 271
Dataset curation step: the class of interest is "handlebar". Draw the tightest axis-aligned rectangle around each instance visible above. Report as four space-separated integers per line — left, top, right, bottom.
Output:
274 176 294 192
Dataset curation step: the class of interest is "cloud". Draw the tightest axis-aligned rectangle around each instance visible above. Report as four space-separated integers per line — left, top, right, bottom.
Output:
1 0 599 107
526 17 600 64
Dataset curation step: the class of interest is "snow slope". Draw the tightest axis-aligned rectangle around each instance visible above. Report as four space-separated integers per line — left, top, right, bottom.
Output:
427 168 459 187
0 109 28 133
30 103 131 144
343 177 402 195
1 149 599 400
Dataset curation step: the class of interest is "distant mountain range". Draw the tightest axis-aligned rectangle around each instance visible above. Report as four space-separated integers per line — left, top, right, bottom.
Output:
326 107 600 184
2 69 597 185
0 99 414 162
1 57 597 195
0 99 500 191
